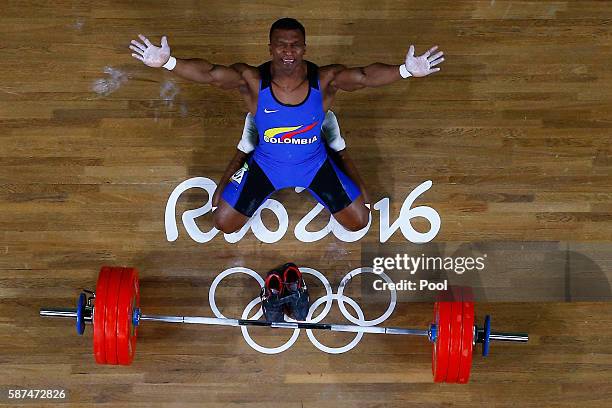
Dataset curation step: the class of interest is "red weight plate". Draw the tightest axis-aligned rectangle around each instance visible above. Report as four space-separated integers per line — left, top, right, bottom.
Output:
128 268 140 364
432 300 452 382
93 266 111 364
104 267 124 365
445 287 470 382
445 298 464 383
458 298 475 384
131 269 140 362
117 267 140 365
432 302 439 379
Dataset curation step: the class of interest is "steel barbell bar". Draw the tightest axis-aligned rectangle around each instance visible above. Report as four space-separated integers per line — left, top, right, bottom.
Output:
39 304 528 342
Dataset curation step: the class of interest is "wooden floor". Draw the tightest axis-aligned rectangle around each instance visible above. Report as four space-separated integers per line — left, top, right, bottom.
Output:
1 0 612 406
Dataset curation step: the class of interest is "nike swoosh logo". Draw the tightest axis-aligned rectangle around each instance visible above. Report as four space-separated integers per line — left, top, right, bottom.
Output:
264 108 278 113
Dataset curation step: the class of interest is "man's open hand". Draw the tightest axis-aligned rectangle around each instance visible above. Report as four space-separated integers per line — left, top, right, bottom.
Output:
129 34 171 68
405 45 445 77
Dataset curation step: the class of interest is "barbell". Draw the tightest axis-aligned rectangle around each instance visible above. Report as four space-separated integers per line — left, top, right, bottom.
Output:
40 266 528 383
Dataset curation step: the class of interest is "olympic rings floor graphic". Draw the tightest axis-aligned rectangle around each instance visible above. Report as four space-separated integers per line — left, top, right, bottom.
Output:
209 267 397 354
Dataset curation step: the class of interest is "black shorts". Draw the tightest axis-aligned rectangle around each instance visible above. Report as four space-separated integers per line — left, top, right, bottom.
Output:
221 156 361 217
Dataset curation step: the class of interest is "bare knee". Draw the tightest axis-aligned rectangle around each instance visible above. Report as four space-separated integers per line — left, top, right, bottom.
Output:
338 210 369 232
351 214 369 231
213 212 246 234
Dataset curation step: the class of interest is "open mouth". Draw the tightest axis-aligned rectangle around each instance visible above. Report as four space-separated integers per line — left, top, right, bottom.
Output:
282 58 295 65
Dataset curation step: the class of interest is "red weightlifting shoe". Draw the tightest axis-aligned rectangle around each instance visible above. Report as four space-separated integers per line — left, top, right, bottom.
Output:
260 269 286 323
282 263 310 321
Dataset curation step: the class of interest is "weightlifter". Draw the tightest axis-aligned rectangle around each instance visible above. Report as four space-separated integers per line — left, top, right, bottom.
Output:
129 17 444 234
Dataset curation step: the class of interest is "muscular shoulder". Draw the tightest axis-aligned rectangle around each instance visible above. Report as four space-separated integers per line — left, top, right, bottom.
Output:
319 64 347 91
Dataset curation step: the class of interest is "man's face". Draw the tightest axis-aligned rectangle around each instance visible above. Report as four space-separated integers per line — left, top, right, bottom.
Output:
269 29 306 68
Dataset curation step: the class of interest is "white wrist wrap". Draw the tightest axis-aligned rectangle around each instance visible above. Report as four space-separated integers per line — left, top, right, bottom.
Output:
163 56 177 70
399 64 412 79
237 113 258 154
321 110 346 152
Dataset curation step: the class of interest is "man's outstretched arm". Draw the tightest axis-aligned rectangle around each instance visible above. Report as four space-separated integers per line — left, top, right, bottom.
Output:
327 45 445 92
129 34 249 90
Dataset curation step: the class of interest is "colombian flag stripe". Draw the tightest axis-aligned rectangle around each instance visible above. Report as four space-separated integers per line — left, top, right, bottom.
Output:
280 121 318 141
264 126 302 139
